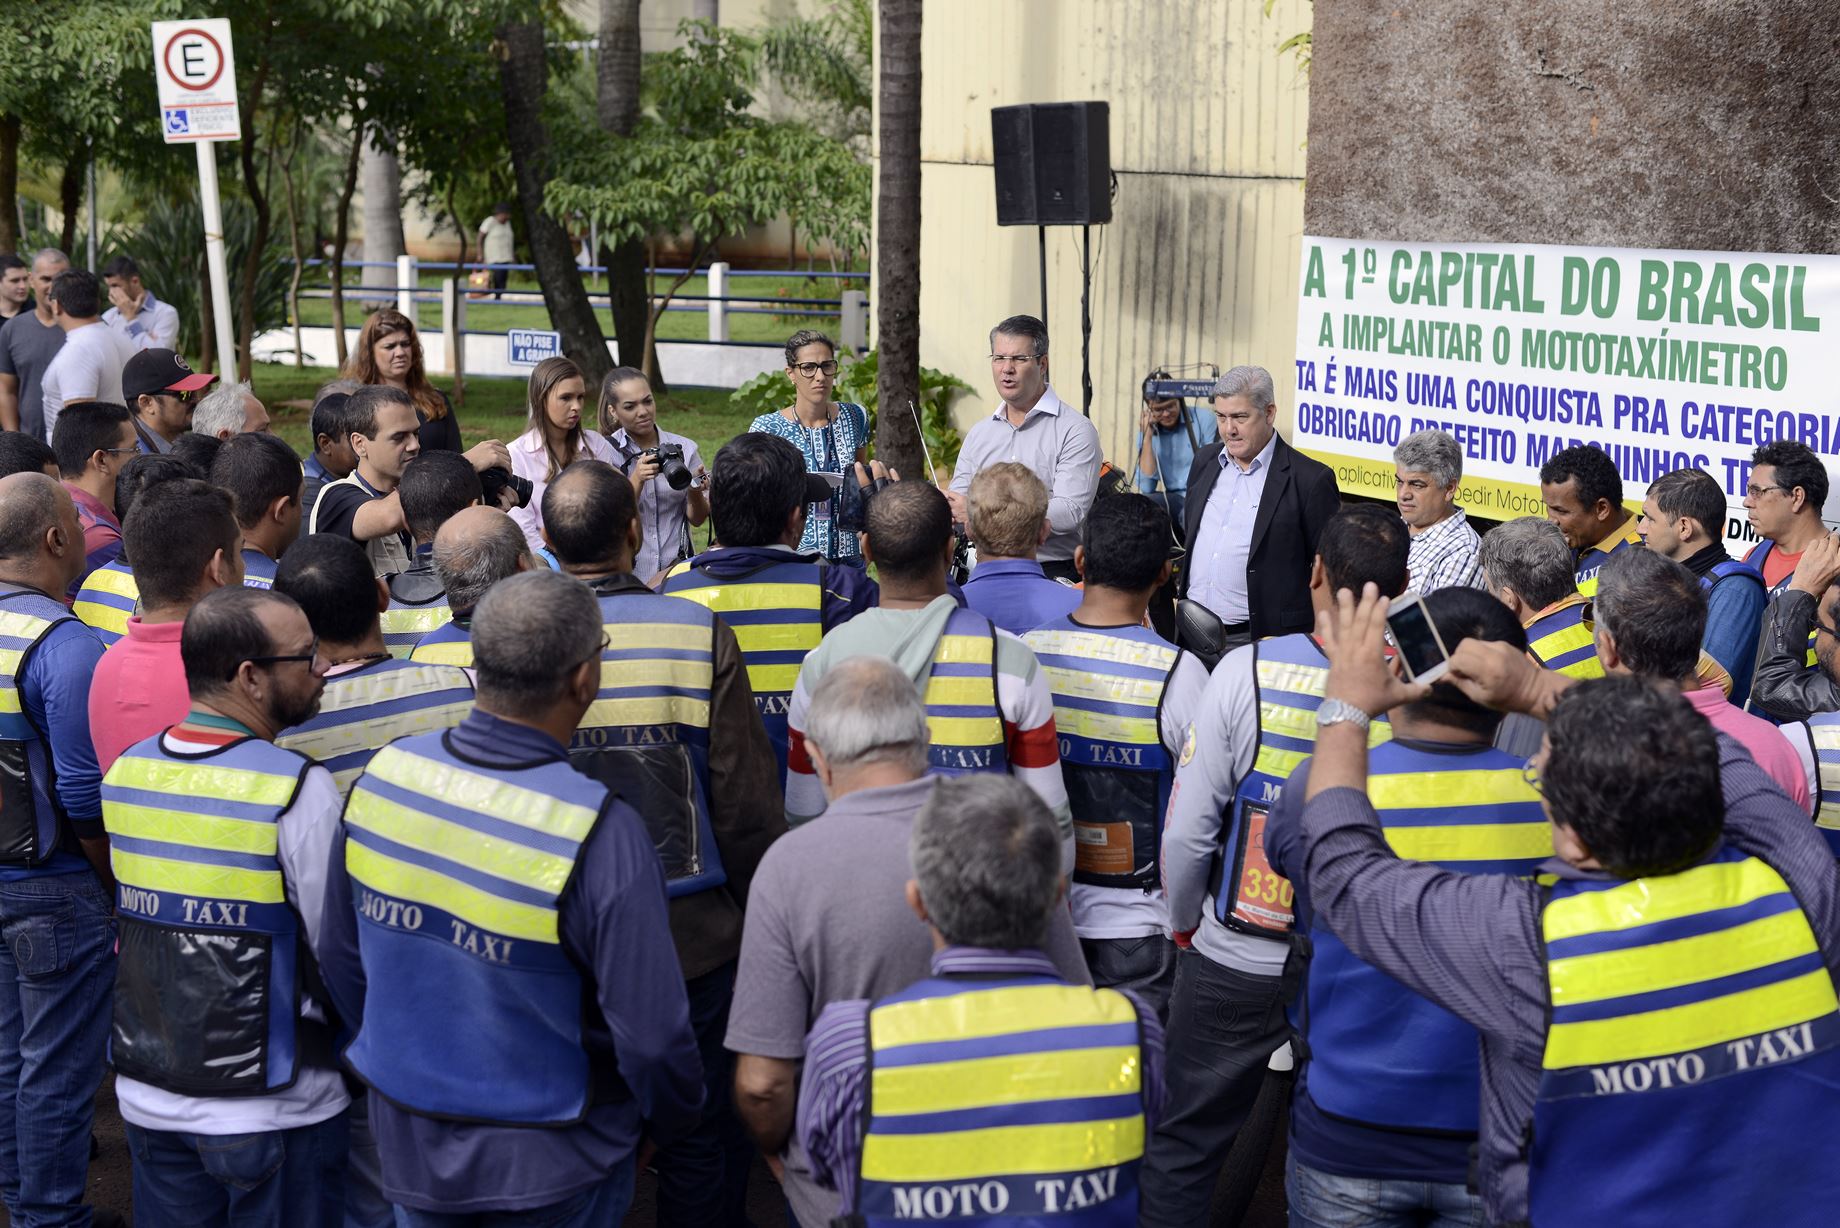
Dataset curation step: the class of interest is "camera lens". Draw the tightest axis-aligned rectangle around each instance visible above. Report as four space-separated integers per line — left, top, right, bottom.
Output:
660 454 693 491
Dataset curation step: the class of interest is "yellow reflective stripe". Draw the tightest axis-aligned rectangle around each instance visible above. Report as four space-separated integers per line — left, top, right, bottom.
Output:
104 802 280 856
380 607 452 634
1556 655 1608 681
599 622 714 654
597 657 712 690
276 701 474 781
344 838 558 945
582 696 711 729
1384 821 1553 864
1026 629 1177 672
105 754 300 808
1550 908 1823 1006
745 662 803 693
872 1046 1141 1116
1543 857 1790 942
861 1117 1145 1182
1254 745 1307 779
344 789 578 900
111 848 284 904
1368 769 1540 810
678 581 820 613
1531 623 1593 659
0 648 23 677
1819 800 1840 832
872 984 1137 1048
1038 663 1166 711
73 600 132 635
80 567 138 598
934 633 994 665
925 676 994 708
1256 658 1328 695
729 622 821 655
928 715 1003 746
0 612 53 639
361 747 599 842
1053 706 1160 746
1811 724 1840 752
1544 968 1838 1068
410 642 473 667
0 689 19 715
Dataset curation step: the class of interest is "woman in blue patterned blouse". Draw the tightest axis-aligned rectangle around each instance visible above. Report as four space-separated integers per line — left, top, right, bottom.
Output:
747 330 868 563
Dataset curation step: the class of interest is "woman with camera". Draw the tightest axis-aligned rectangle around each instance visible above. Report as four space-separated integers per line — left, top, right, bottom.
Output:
507 355 619 553
746 329 868 565
602 366 708 584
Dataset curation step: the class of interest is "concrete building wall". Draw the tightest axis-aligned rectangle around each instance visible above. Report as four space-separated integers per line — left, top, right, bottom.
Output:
881 0 1313 462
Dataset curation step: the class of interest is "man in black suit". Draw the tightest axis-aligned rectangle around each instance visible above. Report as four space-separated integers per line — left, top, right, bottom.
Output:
1177 365 1342 667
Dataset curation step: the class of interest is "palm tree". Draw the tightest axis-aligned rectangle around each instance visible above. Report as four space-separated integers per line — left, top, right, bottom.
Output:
874 0 923 481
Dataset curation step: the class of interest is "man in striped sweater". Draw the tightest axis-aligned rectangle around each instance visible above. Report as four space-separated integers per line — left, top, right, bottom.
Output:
782 481 1072 867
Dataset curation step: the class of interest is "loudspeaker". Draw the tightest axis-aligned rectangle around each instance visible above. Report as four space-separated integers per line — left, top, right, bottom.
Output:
991 102 1112 227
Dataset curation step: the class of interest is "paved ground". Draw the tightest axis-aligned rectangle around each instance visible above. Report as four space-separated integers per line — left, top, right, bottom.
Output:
25 1075 1289 1227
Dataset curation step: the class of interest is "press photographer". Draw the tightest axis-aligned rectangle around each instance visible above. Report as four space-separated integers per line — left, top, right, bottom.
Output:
602 365 709 583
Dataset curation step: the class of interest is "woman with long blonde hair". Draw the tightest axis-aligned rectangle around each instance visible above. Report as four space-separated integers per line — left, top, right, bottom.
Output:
343 308 463 454
507 354 618 551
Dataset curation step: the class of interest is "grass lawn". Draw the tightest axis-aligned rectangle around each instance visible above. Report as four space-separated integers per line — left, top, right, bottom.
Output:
290 269 848 345
251 363 757 464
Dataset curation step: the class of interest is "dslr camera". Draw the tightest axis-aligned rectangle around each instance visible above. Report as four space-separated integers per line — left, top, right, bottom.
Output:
642 443 694 491
479 465 534 509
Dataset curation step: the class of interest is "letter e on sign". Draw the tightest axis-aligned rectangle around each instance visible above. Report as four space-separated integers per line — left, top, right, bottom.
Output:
151 20 241 143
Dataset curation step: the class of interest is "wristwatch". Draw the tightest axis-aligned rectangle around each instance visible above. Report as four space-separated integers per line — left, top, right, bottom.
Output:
1315 698 1372 734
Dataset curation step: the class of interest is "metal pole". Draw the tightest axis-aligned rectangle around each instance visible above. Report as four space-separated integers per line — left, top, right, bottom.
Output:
86 140 98 269
1080 223 1093 417
197 143 237 375
1037 225 1048 332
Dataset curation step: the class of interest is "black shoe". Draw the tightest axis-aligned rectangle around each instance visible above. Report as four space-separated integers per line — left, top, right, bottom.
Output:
88 1208 127 1228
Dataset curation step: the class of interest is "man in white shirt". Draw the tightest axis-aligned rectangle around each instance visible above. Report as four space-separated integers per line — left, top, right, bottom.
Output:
947 314 1102 581
477 204 515 299
41 269 137 441
1395 428 1483 591
101 256 181 351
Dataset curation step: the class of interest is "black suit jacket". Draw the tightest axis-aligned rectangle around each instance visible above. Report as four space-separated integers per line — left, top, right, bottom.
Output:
1179 434 1343 640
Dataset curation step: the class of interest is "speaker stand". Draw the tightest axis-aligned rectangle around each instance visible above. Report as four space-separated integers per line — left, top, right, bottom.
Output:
1038 225 1049 334
1080 224 1094 417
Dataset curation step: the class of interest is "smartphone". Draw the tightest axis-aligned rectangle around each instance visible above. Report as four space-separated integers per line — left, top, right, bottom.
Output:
1385 592 1453 684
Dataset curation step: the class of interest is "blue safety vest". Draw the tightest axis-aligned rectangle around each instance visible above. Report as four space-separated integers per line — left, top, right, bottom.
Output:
241 548 277 590
1523 597 1606 681
1216 634 1391 933
571 590 726 898
1744 541 1819 670
1701 557 1765 595
857 974 1145 1227
1530 845 1840 1226
101 734 314 1095
71 559 138 646
0 587 84 864
382 564 454 659
275 658 474 796
1800 714 1840 857
925 607 1009 777
1573 520 1641 599
662 556 823 779
1025 618 1180 890
1302 742 1548 1131
342 732 611 1124
409 618 472 668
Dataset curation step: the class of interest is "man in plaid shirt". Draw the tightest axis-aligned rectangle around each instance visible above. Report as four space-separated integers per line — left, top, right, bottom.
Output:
1395 429 1483 591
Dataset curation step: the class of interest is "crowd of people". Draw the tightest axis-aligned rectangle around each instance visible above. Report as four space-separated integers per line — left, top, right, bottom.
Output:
0 266 1834 1228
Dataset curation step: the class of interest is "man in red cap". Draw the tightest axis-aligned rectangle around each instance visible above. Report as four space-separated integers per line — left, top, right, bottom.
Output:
123 348 216 455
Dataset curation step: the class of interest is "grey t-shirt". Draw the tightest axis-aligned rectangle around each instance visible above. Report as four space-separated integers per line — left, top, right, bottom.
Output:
0 311 65 440
725 775 1090 1228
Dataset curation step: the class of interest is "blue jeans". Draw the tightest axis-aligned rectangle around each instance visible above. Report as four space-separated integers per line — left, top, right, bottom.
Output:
653 961 751 1227
0 870 115 1228
1286 1154 1484 1228
125 1113 349 1228
391 1159 634 1228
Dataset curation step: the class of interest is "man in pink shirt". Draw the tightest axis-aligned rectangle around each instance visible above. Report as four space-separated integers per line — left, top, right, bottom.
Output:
88 479 243 772
1593 546 1809 808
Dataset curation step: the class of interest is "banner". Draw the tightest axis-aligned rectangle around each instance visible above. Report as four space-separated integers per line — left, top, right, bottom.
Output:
1291 236 1839 547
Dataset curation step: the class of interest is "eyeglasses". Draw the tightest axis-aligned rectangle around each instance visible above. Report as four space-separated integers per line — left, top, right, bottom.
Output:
990 354 1039 368
241 639 322 674
568 633 612 675
791 361 839 378
162 390 198 405
1745 484 1788 500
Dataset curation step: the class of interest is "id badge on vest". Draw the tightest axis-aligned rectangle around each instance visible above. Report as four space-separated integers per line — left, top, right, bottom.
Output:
1225 801 1296 937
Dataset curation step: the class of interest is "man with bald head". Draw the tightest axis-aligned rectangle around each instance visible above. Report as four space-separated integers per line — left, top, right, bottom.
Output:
782 480 1072 860
543 458 783 1224
408 505 534 668
0 471 116 1227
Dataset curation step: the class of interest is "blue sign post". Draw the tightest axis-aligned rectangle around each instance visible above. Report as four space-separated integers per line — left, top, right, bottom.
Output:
507 329 563 367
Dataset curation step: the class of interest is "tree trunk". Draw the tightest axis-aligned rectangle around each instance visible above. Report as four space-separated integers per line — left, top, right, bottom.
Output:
874 0 924 480
0 115 18 256
360 128 406 311
497 17 613 389
640 239 709 388
445 179 467 407
277 119 307 369
329 112 366 369
234 31 273 382
597 0 653 385
57 154 83 256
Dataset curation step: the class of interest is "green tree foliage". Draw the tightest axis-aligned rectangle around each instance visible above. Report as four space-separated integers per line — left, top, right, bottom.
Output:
761 0 870 147
728 348 969 477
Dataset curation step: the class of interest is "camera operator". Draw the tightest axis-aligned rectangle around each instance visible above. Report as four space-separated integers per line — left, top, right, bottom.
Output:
308 385 513 577
1135 373 1218 533
602 366 708 585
